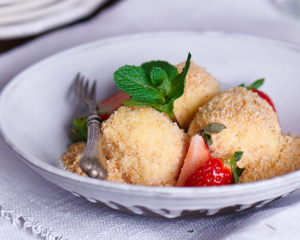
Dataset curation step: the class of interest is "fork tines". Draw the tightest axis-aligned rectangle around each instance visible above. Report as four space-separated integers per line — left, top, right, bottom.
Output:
74 73 96 102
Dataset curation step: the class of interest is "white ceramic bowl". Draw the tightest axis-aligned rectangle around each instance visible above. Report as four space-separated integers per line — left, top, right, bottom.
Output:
0 31 300 218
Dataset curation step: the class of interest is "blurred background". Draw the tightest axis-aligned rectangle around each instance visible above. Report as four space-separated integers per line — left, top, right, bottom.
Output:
1 0 300 54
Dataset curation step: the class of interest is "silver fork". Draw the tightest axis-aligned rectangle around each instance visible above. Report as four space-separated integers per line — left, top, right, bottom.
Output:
73 73 108 179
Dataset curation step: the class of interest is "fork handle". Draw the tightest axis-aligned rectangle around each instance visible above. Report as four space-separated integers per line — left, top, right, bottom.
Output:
79 115 108 179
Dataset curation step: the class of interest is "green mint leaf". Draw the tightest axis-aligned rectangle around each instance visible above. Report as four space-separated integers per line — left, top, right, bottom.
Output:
114 65 165 102
188 230 194 233
141 60 179 80
150 67 171 95
123 99 174 118
238 83 245 87
234 151 243 162
122 99 161 107
150 67 168 87
69 116 88 143
155 97 175 118
115 53 192 120
203 123 227 134
246 78 265 90
168 52 191 99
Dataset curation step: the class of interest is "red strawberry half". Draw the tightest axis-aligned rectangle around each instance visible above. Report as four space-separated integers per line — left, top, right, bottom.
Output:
183 152 244 187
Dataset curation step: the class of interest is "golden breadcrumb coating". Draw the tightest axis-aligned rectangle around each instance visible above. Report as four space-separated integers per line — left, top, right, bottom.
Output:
188 87 282 183
61 142 127 183
174 61 222 130
101 106 189 186
239 135 300 183
61 142 87 177
273 135 300 176
62 133 300 184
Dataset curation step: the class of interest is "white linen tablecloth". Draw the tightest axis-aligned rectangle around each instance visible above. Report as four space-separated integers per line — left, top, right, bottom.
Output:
1 0 300 239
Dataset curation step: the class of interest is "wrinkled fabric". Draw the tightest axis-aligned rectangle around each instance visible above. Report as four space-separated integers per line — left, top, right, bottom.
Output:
1 0 300 239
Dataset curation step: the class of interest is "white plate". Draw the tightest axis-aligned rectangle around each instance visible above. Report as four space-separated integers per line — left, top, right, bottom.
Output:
0 0 106 39
0 0 32 6
0 31 300 218
0 0 61 18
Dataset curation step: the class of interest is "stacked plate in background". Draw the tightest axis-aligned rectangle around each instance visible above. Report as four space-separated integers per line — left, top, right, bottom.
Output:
0 0 106 39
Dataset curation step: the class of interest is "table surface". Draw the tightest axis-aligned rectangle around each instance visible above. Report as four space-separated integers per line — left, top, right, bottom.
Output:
1 0 300 239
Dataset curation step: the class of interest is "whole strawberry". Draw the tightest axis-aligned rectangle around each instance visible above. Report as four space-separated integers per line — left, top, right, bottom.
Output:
239 79 276 112
184 152 244 187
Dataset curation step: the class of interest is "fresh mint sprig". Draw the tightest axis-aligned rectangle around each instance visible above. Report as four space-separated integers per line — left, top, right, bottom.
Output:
113 53 192 118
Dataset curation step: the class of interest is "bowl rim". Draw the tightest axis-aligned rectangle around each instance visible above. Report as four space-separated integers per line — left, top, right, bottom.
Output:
1 30 300 195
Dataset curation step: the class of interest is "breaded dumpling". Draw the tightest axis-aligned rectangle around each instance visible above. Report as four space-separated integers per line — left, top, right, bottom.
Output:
102 106 189 186
188 87 281 183
174 61 222 130
270 135 300 177
61 142 87 177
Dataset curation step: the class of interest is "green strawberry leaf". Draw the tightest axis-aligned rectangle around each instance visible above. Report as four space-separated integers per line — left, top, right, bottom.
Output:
201 130 213 148
198 122 226 148
114 65 165 102
239 78 265 90
235 167 245 177
228 151 244 184
234 151 243 162
203 123 227 134
246 78 265 90
69 116 88 143
141 60 179 80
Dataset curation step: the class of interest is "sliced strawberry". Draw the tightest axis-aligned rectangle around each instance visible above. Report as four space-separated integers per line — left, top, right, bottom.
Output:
183 152 244 187
176 135 212 186
98 91 130 115
251 89 276 112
